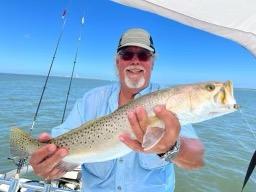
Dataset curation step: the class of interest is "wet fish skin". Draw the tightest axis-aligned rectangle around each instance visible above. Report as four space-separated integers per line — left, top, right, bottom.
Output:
10 80 238 171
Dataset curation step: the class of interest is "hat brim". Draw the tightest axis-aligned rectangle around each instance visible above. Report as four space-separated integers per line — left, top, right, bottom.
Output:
118 42 154 52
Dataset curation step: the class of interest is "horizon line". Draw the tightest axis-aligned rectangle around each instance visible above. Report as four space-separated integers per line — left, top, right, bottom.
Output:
0 72 255 90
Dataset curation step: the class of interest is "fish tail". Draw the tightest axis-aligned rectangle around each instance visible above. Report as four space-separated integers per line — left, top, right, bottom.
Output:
10 128 41 159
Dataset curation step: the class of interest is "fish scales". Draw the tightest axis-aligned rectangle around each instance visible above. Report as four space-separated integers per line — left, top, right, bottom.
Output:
47 86 196 156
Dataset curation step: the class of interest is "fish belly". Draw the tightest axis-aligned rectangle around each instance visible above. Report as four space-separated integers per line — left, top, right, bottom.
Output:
63 142 132 164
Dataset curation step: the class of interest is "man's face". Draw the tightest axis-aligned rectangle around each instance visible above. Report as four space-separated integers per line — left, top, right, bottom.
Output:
116 46 154 91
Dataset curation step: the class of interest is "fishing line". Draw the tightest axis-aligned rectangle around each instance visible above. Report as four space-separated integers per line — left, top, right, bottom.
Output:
238 109 256 140
61 13 85 123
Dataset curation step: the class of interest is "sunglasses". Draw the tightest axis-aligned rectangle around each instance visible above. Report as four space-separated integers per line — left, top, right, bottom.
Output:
118 50 153 61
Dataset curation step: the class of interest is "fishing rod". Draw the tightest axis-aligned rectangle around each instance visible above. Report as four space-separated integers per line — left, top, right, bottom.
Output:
61 15 85 123
241 150 256 192
9 6 71 184
30 8 69 134
239 109 256 191
6 2 73 191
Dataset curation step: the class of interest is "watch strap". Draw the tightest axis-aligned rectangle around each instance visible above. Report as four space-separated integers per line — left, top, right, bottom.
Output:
157 138 181 161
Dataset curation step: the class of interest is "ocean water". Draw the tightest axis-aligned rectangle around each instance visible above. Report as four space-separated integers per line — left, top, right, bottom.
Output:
0 73 255 192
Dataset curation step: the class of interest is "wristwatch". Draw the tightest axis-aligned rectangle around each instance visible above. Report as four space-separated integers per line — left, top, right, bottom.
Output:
158 137 181 162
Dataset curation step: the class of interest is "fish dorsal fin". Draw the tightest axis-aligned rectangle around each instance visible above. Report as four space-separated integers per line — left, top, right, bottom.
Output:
142 116 165 151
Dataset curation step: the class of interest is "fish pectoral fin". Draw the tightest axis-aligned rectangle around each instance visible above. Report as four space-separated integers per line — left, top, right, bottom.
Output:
56 161 79 172
142 116 165 151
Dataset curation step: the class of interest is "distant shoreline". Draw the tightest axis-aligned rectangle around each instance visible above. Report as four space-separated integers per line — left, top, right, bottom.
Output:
0 72 113 83
0 72 255 90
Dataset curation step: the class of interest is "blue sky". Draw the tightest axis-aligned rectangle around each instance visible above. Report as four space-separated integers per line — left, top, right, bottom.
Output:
0 0 255 88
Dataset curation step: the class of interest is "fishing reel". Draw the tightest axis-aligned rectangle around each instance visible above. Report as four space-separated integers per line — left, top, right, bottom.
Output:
7 157 29 177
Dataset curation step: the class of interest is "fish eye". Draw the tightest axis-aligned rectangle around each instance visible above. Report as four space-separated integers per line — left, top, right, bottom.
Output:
205 84 215 91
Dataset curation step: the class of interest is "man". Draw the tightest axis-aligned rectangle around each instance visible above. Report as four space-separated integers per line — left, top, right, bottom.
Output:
30 28 204 192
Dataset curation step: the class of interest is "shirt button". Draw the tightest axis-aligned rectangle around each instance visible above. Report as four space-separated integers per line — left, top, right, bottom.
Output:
117 186 122 190
119 158 123 163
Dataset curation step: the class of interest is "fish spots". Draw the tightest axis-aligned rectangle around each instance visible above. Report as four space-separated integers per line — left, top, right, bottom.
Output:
49 106 128 153
106 129 114 134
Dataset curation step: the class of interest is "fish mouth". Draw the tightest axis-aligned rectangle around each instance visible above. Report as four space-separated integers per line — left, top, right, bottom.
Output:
209 104 239 116
226 104 239 111
223 81 238 110
214 80 237 106
233 104 239 109
225 104 239 110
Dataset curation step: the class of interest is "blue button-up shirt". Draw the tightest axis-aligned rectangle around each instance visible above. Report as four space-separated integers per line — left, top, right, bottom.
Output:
52 83 198 192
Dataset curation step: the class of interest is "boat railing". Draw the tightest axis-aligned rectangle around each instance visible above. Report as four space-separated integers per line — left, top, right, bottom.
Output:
0 175 80 192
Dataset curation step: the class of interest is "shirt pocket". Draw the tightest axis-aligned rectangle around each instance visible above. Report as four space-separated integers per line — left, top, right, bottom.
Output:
84 160 115 180
138 153 169 170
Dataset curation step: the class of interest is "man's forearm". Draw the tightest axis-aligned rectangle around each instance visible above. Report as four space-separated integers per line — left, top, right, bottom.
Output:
172 137 205 169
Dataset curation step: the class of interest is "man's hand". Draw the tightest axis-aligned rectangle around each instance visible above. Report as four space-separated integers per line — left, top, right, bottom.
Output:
119 105 205 169
119 105 180 154
29 133 68 180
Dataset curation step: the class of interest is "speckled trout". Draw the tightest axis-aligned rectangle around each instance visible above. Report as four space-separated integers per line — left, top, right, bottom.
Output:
10 81 238 171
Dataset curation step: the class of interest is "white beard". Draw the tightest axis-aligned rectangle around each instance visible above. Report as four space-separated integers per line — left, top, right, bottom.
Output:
124 75 145 89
